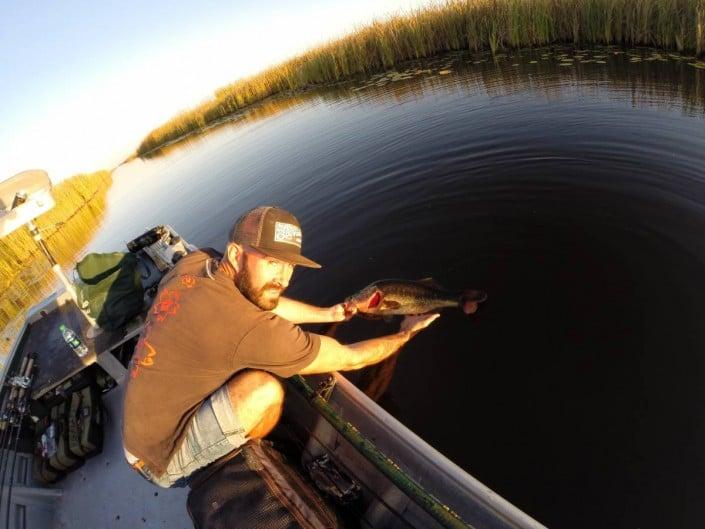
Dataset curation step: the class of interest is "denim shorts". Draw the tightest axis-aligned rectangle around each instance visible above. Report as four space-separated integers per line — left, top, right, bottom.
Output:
125 384 249 488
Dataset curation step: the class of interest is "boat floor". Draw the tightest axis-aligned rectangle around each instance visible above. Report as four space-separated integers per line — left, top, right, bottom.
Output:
52 384 190 529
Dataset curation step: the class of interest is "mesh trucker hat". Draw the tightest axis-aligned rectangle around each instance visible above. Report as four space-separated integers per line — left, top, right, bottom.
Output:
230 206 321 268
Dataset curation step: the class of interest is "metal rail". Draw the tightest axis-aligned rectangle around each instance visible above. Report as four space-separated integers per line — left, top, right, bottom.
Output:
289 375 475 529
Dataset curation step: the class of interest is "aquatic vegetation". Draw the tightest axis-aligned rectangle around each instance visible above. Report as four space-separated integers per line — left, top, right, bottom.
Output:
136 0 705 156
0 171 112 338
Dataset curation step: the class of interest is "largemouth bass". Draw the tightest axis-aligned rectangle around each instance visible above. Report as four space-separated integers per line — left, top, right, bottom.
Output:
345 279 487 317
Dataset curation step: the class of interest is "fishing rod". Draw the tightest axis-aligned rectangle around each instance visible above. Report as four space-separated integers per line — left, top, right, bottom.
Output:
4 354 36 529
0 357 28 504
0 392 12 471
0 355 33 522
0 391 12 500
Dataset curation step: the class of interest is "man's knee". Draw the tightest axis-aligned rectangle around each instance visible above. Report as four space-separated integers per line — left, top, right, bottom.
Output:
227 370 284 404
225 370 284 434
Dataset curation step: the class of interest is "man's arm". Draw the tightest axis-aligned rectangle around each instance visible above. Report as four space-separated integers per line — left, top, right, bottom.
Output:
270 297 353 324
299 314 440 374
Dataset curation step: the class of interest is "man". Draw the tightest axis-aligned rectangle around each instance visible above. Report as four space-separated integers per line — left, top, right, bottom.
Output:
122 206 439 488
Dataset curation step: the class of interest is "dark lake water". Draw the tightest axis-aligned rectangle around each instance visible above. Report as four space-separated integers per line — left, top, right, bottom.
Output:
90 46 705 528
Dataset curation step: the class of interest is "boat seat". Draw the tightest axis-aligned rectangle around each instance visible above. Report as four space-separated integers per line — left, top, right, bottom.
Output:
186 440 342 529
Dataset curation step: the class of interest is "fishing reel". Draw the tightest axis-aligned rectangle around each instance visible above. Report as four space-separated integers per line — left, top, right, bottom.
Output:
7 376 30 389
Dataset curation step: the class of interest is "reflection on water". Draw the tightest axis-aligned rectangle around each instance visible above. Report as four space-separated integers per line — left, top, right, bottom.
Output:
140 91 323 159
0 172 112 355
23 47 705 527
344 46 705 115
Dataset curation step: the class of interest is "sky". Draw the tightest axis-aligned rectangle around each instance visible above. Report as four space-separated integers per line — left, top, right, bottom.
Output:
0 0 429 183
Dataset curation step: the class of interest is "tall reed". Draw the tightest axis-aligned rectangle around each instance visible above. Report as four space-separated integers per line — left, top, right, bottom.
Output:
136 0 705 156
0 171 112 336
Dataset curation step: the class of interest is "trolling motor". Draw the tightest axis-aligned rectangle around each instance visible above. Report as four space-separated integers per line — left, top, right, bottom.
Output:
0 170 102 335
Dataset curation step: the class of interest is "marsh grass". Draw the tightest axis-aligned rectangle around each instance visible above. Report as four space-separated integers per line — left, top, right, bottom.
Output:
137 0 705 155
0 171 112 334
140 91 318 158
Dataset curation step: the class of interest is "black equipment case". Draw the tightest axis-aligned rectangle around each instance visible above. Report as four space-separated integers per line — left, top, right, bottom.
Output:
187 441 342 529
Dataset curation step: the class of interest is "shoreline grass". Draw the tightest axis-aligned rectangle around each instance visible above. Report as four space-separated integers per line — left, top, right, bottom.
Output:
0 170 112 335
136 0 705 156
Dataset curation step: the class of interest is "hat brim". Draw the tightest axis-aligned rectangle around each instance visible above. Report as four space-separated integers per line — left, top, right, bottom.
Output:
255 246 322 269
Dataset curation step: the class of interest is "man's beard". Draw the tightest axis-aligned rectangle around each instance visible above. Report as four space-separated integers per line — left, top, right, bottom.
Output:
235 256 283 310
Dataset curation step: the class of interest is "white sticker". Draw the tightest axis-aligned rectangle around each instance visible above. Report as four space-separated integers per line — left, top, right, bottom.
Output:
274 222 302 247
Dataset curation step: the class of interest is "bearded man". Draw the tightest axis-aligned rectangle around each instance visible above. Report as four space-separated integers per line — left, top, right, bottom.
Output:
122 206 438 487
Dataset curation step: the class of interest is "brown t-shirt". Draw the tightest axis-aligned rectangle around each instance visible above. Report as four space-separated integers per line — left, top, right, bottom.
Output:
122 249 320 475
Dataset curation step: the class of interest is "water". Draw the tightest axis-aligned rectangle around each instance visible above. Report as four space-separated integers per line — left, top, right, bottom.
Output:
89 46 704 528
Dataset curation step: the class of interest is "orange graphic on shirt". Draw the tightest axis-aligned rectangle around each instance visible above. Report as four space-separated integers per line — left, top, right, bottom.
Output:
152 288 181 322
139 342 157 366
180 275 196 289
130 333 158 379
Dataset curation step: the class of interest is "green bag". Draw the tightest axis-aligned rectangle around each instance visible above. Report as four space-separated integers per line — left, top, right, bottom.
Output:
75 252 144 330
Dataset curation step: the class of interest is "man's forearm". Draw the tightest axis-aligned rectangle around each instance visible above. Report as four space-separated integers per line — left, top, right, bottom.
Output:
300 332 412 374
270 297 331 324
342 331 412 371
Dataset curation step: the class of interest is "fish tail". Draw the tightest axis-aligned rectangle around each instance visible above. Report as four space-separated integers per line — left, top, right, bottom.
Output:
461 289 487 314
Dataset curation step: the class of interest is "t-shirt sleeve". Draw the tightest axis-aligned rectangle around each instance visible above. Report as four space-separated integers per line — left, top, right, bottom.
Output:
234 313 321 377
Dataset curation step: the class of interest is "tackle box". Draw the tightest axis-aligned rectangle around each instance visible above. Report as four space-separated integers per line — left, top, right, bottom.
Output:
48 403 83 472
68 385 103 458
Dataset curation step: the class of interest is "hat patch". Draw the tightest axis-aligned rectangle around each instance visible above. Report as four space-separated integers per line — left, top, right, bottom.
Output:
274 222 302 247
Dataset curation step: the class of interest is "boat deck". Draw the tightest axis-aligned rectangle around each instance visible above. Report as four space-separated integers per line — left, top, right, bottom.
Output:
6 292 143 400
52 384 190 529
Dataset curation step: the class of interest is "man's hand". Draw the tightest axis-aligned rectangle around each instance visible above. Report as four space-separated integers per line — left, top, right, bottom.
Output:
327 303 357 322
272 298 356 324
302 312 441 374
400 313 440 336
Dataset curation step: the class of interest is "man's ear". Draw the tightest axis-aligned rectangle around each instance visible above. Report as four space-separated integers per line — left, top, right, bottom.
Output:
226 243 242 273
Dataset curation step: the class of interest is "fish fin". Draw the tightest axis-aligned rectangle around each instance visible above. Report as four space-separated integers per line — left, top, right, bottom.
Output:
381 299 401 309
417 277 443 288
461 289 487 314
462 289 487 303
323 322 341 337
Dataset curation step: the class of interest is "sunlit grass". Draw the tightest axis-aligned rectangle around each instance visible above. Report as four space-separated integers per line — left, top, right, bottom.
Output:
0 171 112 334
136 0 705 156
